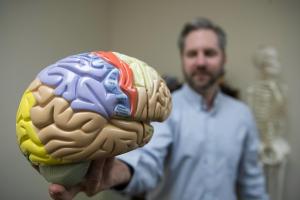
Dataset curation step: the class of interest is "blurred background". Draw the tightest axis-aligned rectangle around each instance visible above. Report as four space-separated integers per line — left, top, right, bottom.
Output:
0 0 299 199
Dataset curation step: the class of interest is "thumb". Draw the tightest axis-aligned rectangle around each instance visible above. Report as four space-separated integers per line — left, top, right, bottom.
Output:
49 184 81 200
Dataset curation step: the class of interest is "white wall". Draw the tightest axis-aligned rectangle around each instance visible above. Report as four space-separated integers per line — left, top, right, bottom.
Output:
1 0 299 199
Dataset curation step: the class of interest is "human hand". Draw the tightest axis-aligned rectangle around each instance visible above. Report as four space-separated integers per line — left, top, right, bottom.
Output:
49 158 132 200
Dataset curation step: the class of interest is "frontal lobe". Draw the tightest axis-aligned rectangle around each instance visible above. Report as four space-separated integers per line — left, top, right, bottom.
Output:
16 51 172 167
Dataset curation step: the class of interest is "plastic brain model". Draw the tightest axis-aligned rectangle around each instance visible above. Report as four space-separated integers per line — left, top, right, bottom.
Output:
16 51 172 186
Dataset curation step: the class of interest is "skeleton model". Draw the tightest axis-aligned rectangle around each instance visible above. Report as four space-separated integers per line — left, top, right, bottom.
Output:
246 46 290 200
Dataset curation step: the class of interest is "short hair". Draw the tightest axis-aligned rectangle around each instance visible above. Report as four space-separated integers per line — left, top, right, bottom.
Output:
178 17 227 54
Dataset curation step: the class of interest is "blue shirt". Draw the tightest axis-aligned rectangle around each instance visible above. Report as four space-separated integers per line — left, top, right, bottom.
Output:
117 84 268 200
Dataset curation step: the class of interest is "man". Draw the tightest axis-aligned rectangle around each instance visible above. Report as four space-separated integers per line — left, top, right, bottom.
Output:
49 18 268 200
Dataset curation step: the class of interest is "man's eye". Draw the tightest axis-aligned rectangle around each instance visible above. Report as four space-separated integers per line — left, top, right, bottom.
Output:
204 49 217 57
186 51 197 58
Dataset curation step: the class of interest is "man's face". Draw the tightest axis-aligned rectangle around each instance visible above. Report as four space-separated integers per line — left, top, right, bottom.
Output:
181 29 226 94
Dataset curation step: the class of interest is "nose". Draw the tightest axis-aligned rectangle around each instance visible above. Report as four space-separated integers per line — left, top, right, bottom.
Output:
195 52 207 66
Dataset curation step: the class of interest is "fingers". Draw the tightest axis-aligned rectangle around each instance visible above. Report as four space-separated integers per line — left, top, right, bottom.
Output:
49 158 116 199
85 158 107 185
103 157 115 172
49 184 81 200
83 158 115 195
83 159 106 195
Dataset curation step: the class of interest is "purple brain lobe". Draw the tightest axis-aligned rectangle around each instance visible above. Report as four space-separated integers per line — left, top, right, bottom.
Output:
38 53 131 118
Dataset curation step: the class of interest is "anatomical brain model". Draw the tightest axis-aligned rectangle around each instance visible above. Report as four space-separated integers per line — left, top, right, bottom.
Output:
16 51 172 186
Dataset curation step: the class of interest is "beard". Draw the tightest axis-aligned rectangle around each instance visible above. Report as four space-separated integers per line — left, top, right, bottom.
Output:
183 66 225 94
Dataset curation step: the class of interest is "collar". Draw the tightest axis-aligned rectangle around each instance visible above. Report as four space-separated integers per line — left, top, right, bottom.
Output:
181 83 222 114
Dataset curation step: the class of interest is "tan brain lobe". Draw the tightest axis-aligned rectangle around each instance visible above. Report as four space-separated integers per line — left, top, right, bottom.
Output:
16 51 172 186
30 80 151 162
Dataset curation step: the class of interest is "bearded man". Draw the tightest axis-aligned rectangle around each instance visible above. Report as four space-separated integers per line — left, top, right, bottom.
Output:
49 17 269 200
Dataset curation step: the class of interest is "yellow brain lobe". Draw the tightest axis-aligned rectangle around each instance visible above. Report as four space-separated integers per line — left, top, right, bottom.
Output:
16 89 65 165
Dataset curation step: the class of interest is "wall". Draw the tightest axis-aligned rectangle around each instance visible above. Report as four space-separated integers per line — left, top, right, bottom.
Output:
0 1 109 199
0 0 299 199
